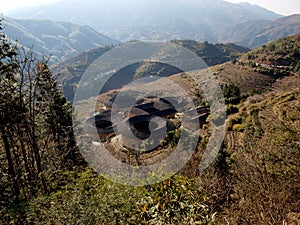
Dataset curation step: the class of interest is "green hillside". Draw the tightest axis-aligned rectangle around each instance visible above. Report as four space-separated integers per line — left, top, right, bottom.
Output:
240 33 300 74
172 40 250 66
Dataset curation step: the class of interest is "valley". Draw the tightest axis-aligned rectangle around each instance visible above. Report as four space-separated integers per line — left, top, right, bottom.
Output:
0 1 299 224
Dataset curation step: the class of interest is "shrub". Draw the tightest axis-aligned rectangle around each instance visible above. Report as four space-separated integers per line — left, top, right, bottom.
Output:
232 124 246 132
22 169 216 225
226 104 239 115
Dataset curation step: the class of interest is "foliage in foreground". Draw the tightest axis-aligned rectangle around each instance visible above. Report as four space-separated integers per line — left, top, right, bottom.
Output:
3 169 215 225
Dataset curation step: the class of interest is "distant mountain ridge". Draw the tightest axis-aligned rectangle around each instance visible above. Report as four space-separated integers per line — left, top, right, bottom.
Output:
7 0 282 44
3 17 119 63
221 14 300 49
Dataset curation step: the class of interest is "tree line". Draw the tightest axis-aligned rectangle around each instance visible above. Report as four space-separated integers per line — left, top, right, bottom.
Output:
0 21 85 218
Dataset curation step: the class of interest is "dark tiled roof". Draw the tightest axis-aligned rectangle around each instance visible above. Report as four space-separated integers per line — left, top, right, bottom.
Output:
152 108 177 117
129 107 149 117
104 96 144 109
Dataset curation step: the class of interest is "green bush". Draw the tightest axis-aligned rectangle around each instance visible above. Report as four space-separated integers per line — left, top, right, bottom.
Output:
232 124 246 132
139 176 215 224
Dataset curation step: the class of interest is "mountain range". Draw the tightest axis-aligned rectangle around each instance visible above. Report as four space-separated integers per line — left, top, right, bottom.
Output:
7 0 285 44
2 0 299 66
221 14 300 48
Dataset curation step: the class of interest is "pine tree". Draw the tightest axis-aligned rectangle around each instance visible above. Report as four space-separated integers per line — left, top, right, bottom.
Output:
35 62 84 169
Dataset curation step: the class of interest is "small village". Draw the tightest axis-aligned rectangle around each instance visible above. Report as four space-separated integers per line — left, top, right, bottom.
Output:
84 94 210 163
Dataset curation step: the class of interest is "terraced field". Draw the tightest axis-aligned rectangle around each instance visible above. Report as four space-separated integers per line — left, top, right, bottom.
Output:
223 88 300 224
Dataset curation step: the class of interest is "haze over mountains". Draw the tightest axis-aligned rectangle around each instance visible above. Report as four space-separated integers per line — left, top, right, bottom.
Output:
7 0 293 44
2 0 299 64
222 14 300 48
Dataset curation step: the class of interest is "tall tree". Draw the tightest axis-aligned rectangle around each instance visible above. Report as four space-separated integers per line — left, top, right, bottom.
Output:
35 62 84 169
0 20 84 217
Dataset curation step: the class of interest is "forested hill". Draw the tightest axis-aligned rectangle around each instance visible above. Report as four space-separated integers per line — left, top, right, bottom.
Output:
172 40 250 66
240 33 300 74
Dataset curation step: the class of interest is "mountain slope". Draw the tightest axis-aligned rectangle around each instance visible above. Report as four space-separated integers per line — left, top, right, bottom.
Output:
221 14 300 48
208 35 300 223
6 0 282 42
221 88 300 223
240 33 300 73
52 40 249 100
173 40 250 65
3 18 119 63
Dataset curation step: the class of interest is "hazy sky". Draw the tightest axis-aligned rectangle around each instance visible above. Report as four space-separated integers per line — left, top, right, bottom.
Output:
1 0 300 15
226 0 300 15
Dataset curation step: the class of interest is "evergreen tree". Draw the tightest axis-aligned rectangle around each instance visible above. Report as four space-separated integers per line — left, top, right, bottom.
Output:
0 21 84 223
35 62 84 169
